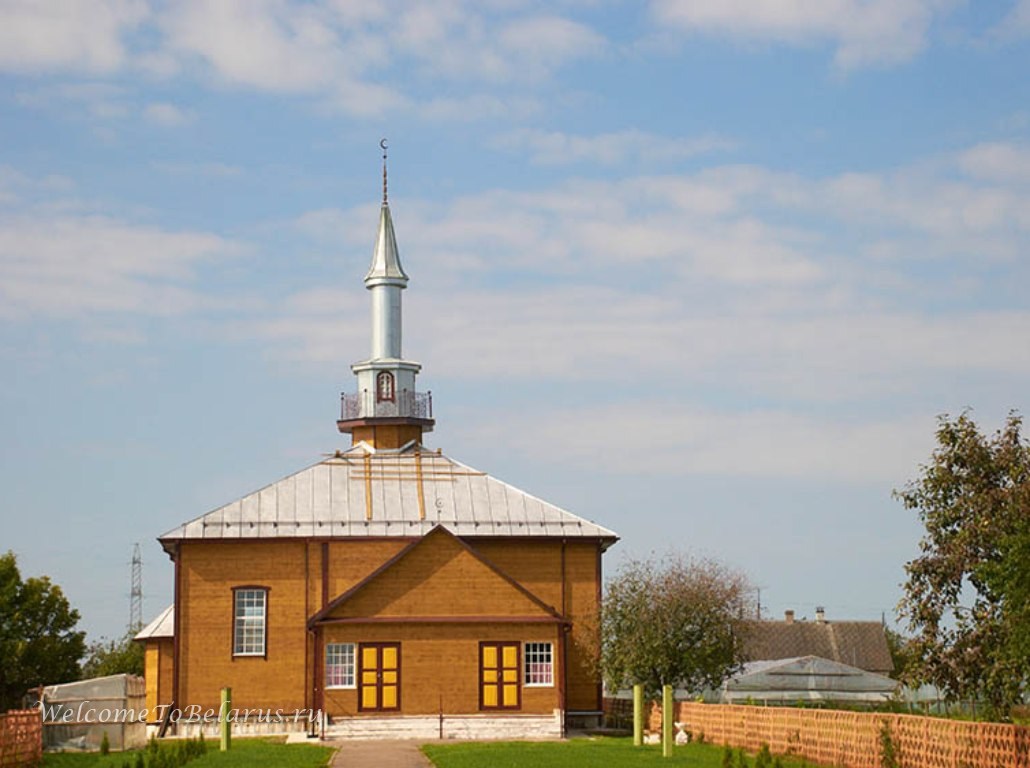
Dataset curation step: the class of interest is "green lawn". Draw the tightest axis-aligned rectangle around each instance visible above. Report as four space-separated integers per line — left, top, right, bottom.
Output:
43 738 335 768
422 737 813 767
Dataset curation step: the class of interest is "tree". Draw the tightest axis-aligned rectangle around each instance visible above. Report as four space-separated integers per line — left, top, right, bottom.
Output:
0 551 86 710
896 411 1030 718
599 553 752 699
883 627 917 681
81 632 145 679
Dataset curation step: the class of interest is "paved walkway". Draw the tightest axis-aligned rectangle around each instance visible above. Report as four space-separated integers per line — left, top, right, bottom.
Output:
328 739 434 768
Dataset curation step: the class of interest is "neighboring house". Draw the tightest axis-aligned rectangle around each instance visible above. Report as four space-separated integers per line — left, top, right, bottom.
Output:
743 608 894 676
136 159 618 740
715 656 897 705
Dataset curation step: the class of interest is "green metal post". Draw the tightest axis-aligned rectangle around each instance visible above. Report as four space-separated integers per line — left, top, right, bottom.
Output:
662 684 673 758
632 683 644 746
219 686 232 752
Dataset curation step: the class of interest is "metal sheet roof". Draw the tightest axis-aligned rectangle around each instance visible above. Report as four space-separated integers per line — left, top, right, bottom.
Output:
159 445 618 549
133 604 173 640
719 655 898 703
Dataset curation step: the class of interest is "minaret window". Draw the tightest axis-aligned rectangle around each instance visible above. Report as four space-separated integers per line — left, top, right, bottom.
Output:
376 371 395 402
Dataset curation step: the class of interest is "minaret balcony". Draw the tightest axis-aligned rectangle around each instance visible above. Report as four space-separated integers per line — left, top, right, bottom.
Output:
340 389 433 421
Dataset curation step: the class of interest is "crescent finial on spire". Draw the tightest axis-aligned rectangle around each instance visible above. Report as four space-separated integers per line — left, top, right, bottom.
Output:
380 138 388 204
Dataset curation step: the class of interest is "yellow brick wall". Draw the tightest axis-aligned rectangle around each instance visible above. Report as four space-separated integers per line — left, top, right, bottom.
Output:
563 542 603 711
143 639 174 723
329 532 554 619
475 540 602 712
178 540 311 712
172 535 604 716
326 539 409 603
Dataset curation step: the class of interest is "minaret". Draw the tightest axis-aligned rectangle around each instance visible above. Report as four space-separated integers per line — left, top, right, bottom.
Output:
337 140 434 449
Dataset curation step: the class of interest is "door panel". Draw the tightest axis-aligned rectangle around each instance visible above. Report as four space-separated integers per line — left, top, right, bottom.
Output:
358 642 400 712
480 641 521 710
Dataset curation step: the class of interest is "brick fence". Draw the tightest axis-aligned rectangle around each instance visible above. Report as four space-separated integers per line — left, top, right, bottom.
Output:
0 709 42 768
605 698 1030 768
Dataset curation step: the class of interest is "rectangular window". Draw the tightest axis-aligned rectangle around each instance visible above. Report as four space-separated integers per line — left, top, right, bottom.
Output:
524 642 554 687
233 588 267 656
326 643 356 689
480 641 521 710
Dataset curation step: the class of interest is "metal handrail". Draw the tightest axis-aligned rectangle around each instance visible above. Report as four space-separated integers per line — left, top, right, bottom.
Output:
340 389 432 420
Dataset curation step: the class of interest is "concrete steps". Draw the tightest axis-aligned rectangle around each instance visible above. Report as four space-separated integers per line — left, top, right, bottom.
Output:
324 713 562 741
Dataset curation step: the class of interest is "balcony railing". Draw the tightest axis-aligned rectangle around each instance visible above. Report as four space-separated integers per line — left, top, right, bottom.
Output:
340 389 433 421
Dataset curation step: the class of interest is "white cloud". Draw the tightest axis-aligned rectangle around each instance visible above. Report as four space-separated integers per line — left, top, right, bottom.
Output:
0 208 238 320
144 102 194 126
238 286 367 368
420 93 541 122
995 0 1030 38
16 82 130 121
153 1 604 115
458 405 938 483
0 2 607 120
651 0 953 69
958 142 1030 185
498 15 604 72
493 129 736 166
159 0 346 92
0 0 147 74
0 166 74 204
151 161 242 178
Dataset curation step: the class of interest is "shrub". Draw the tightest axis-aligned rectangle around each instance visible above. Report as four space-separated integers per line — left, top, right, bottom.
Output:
736 747 750 768
879 720 899 768
756 743 772 768
100 731 110 756
722 745 734 768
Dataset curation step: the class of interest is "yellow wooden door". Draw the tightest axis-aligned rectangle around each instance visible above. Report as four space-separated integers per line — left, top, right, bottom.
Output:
480 641 520 710
358 643 400 711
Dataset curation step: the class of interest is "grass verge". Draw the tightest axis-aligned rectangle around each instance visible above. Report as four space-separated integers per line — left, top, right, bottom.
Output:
422 736 814 767
43 738 335 768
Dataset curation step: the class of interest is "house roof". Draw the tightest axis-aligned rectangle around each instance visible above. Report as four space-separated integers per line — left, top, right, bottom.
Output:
742 618 893 675
309 525 563 626
722 655 897 702
159 444 618 551
133 604 173 640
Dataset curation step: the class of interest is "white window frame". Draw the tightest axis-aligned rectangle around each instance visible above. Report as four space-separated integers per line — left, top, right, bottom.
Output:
523 642 554 687
233 588 267 657
325 643 356 689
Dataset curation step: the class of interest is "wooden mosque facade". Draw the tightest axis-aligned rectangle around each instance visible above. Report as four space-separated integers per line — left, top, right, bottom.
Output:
136 155 618 739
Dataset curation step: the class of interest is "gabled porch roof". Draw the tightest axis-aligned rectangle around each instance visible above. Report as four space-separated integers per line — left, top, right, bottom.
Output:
309 525 565 626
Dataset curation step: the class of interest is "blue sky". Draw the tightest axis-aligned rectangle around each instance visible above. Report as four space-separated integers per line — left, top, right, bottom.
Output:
2 0 1030 644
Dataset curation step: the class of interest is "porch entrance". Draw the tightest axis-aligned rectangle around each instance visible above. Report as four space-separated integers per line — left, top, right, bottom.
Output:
358 642 400 711
480 641 521 710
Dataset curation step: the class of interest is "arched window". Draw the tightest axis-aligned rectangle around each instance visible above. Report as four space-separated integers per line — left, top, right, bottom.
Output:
376 371 395 402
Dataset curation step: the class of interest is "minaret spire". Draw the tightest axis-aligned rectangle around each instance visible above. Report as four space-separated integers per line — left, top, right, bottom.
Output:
381 138 388 204
337 140 434 449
